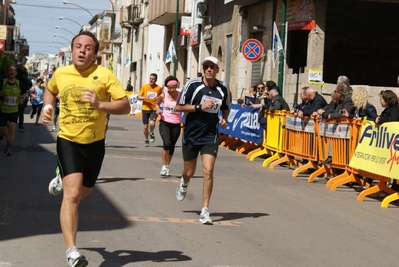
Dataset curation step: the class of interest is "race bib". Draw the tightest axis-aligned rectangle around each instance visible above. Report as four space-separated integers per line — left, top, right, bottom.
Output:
200 95 222 114
164 105 178 114
147 92 157 99
4 96 17 106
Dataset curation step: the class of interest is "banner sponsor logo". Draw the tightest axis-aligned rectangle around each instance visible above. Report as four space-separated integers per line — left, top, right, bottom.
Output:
219 104 263 143
349 121 399 178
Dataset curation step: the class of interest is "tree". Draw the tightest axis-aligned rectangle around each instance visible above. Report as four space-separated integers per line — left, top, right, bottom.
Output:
0 52 14 76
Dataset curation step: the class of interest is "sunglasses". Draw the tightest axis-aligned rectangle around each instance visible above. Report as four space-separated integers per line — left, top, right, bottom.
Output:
203 64 216 70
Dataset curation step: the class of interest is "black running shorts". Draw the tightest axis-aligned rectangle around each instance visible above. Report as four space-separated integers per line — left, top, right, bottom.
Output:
182 143 218 161
57 138 105 188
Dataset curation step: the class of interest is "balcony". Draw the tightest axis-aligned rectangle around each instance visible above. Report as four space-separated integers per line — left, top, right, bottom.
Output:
120 4 144 29
148 0 186 25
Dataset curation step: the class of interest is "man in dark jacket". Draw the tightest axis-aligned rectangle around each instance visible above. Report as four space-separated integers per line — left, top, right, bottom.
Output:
269 88 290 111
327 83 355 119
298 87 327 118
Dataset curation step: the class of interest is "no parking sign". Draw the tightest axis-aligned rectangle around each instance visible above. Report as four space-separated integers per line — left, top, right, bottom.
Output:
242 39 264 62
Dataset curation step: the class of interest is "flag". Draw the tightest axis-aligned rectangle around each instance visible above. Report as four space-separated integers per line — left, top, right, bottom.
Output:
108 54 113 71
165 39 176 64
272 21 283 68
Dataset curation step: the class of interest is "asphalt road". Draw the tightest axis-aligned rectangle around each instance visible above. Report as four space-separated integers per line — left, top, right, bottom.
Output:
1 107 399 267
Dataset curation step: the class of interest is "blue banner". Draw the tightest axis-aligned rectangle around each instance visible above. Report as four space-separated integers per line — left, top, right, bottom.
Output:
219 104 263 143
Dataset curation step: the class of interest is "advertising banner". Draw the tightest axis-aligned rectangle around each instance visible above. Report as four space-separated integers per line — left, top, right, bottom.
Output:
219 104 263 143
349 121 399 179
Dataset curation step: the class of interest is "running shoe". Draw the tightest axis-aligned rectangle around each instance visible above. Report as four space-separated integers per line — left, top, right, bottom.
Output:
199 207 213 225
144 139 149 147
149 132 155 143
165 167 170 176
160 166 168 177
176 177 189 201
48 167 63 197
3 149 11 156
66 248 88 267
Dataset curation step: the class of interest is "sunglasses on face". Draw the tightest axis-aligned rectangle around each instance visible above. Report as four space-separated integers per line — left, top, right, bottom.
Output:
203 64 216 70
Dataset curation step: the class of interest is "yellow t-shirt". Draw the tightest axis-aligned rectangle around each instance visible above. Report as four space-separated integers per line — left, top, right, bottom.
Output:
47 64 126 144
139 83 162 111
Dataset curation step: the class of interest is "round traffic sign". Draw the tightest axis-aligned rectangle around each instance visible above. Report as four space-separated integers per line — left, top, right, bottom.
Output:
242 39 264 62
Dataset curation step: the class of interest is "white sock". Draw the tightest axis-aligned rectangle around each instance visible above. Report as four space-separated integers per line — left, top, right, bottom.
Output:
66 246 80 259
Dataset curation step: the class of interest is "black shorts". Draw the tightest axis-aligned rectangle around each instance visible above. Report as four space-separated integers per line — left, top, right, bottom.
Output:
141 110 157 124
0 111 18 126
57 138 105 188
54 107 60 116
182 143 219 161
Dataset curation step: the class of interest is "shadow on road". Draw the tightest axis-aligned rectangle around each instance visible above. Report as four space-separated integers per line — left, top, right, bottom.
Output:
84 247 191 266
183 210 269 222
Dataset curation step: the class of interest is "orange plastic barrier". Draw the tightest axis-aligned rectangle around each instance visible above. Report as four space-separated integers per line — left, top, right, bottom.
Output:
269 114 319 178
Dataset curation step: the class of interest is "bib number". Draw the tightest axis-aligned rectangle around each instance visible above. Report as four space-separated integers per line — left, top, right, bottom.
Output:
147 92 157 99
4 96 17 106
200 95 222 114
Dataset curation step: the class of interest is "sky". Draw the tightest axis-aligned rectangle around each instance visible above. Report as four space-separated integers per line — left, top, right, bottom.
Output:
11 0 113 56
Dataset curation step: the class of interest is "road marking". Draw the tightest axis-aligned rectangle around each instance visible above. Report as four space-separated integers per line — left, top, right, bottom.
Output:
97 176 179 183
84 214 242 226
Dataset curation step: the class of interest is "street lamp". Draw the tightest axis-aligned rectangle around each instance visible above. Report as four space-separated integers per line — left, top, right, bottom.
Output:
49 45 61 50
53 34 70 43
59 17 83 29
55 26 75 36
63 1 94 18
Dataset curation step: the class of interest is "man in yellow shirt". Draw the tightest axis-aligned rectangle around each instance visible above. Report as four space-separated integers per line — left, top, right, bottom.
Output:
138 73 162 146
41 31 130 267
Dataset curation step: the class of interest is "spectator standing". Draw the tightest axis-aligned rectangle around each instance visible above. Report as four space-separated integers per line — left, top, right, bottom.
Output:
327 83 355 119
298 87 327 118
126 79 133 92
138 73 162 146
155 76 181 177
175 56 230 225
340 87 377 121
268 88 290 111
291 86 309 115
42 31 130 267
315 91 339 119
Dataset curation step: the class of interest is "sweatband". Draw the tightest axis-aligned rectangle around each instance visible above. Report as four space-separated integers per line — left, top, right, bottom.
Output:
43 104 53 111
166 80 179 87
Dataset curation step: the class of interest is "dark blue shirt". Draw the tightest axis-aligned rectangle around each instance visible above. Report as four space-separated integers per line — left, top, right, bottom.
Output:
178 77 230 145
